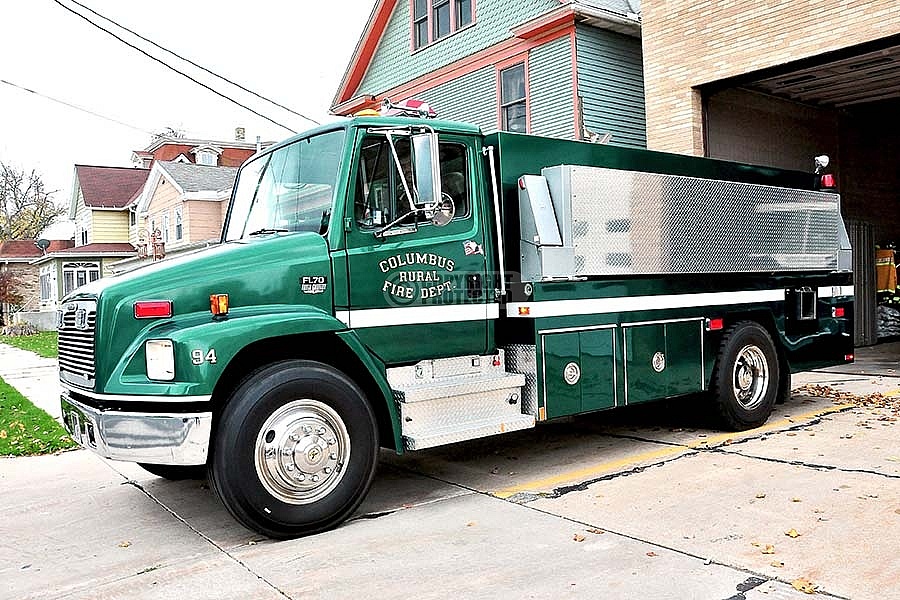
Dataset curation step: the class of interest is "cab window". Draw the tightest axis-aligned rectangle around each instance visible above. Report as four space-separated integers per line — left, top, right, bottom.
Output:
354 136 469 229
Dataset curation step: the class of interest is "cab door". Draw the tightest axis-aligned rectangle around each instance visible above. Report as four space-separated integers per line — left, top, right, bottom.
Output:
343 131 490 364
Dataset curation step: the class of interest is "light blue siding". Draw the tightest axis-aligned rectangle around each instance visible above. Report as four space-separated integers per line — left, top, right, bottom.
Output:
416 66 497 133
575 24 646 148
528 35 575 139
357 0 557 95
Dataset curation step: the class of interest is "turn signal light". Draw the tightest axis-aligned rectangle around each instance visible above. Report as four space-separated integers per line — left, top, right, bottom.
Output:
134 300 172 319
820 174 836 189
210 294 229 316
832 307 845 318
707 317 724 331
517 306 531 316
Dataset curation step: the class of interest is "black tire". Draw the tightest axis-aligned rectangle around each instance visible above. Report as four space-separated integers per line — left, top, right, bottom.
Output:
775 352 792 405
209 360 379 539
137 463 207 480
710 321 780 430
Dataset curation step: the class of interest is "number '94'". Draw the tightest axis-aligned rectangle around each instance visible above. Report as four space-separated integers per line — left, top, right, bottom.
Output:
191 349 218 365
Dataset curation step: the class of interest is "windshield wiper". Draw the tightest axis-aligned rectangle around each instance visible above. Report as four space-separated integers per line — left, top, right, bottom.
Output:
247 228 289 236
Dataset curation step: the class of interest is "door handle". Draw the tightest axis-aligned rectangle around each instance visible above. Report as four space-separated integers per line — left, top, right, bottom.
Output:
466 274 483 299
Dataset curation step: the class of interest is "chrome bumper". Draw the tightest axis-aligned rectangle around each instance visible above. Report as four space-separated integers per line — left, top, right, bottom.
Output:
60 392 211 465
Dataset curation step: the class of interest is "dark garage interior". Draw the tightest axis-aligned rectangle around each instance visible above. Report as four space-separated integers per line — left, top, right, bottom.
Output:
699 37 900 355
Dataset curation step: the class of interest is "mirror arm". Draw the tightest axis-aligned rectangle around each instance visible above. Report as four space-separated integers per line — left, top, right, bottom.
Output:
385 131 418 212
374 208 424 238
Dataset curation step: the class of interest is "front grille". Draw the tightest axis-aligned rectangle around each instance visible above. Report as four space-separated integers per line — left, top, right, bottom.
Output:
58 299 97 388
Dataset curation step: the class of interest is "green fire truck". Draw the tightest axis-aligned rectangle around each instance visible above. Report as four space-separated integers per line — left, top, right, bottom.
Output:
59 111 853 538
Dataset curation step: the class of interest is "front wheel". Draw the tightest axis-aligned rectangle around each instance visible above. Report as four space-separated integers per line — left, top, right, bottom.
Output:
710 321 780 430
209 360 379 538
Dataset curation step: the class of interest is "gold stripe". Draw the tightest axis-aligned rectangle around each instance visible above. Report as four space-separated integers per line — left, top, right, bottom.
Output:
492 403 854 499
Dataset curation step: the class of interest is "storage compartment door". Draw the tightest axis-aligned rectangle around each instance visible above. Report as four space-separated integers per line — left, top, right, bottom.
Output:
580 328 617 412
664 320 704 397
623 324 667 404
541 332 581 419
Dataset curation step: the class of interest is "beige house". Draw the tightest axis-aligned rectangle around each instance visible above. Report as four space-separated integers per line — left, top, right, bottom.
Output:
115 161 238 270
33 165 147 312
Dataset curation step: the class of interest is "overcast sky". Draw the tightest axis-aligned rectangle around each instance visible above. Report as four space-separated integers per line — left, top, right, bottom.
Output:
0 0 373 237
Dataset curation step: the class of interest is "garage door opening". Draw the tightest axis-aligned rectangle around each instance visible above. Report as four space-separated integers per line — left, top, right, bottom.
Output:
699 38 900 350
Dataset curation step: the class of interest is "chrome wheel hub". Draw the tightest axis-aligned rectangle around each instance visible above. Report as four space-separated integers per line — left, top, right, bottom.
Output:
732 344 769 410
255 399 350 504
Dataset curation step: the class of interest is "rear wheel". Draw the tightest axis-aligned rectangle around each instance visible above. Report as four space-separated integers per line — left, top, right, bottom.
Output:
209 360 379 539
137 463 207 480
710 321 780 430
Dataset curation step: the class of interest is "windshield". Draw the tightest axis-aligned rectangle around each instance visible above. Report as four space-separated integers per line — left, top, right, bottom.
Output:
224 129 345 240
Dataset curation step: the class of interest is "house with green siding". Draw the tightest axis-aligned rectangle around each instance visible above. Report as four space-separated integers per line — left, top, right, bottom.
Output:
332 0 646 147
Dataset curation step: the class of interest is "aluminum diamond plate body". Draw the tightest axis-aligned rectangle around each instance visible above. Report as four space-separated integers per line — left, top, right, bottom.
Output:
530 165 846 279
503 344 538 417
387 352 531 450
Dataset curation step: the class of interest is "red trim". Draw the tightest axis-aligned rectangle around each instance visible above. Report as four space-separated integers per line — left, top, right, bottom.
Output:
335 0 395 108
334 24 573 115
512 7 574 40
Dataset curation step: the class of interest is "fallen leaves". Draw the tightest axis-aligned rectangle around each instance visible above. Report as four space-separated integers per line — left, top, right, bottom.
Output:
770 561 784 568
646 551 658 557
755 493 767 499
573 533 585 542
785 528 801 538
793 384 900 416
791 577 817 594
118 541 131 548
751 542 777 555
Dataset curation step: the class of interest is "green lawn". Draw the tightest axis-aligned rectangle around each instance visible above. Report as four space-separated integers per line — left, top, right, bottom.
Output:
0 331 58 358
0 376 76 456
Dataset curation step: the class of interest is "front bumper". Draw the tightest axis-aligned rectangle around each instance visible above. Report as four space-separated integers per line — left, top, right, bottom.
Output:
61 392 212 465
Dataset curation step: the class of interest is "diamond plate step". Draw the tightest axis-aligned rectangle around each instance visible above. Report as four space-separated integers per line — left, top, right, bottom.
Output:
387 352 529 450
403 414 535 451
395 372 526 403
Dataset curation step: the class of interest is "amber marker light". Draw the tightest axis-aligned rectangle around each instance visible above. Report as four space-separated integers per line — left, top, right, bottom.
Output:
210 294 229 316
517 306 531 316
134 300 173 319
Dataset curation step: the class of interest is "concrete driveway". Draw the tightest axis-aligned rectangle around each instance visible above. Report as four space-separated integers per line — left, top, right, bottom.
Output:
3 368 899 600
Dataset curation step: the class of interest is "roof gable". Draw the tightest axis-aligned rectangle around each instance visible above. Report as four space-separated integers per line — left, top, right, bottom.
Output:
73 165 150 210
333 0 640 110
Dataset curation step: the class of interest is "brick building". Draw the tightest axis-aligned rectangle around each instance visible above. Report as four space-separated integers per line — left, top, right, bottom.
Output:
640 0 900 345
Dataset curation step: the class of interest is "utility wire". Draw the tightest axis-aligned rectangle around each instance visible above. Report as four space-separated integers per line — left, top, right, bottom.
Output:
51 0 298 134
65 0 319 126
0 78 154 135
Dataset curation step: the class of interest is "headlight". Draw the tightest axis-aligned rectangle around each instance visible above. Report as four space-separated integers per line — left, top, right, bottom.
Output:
146 339 175 381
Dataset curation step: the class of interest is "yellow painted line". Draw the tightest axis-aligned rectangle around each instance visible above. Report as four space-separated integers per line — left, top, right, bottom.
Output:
884 388 900 397
491 402 854 499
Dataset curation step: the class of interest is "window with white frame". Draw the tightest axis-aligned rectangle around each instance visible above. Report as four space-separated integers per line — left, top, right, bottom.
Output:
39 273 50 301
196 150 218 166
62 262 100 295
129 209 136 226
162 212 170 243
175 206 183 241
412 0 473 50
500 62 527 133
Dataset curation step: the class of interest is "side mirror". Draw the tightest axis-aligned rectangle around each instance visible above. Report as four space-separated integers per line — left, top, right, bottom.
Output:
412 132 442 208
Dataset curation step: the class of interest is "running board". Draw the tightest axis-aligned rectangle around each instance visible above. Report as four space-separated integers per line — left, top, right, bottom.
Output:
387 351 532 451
